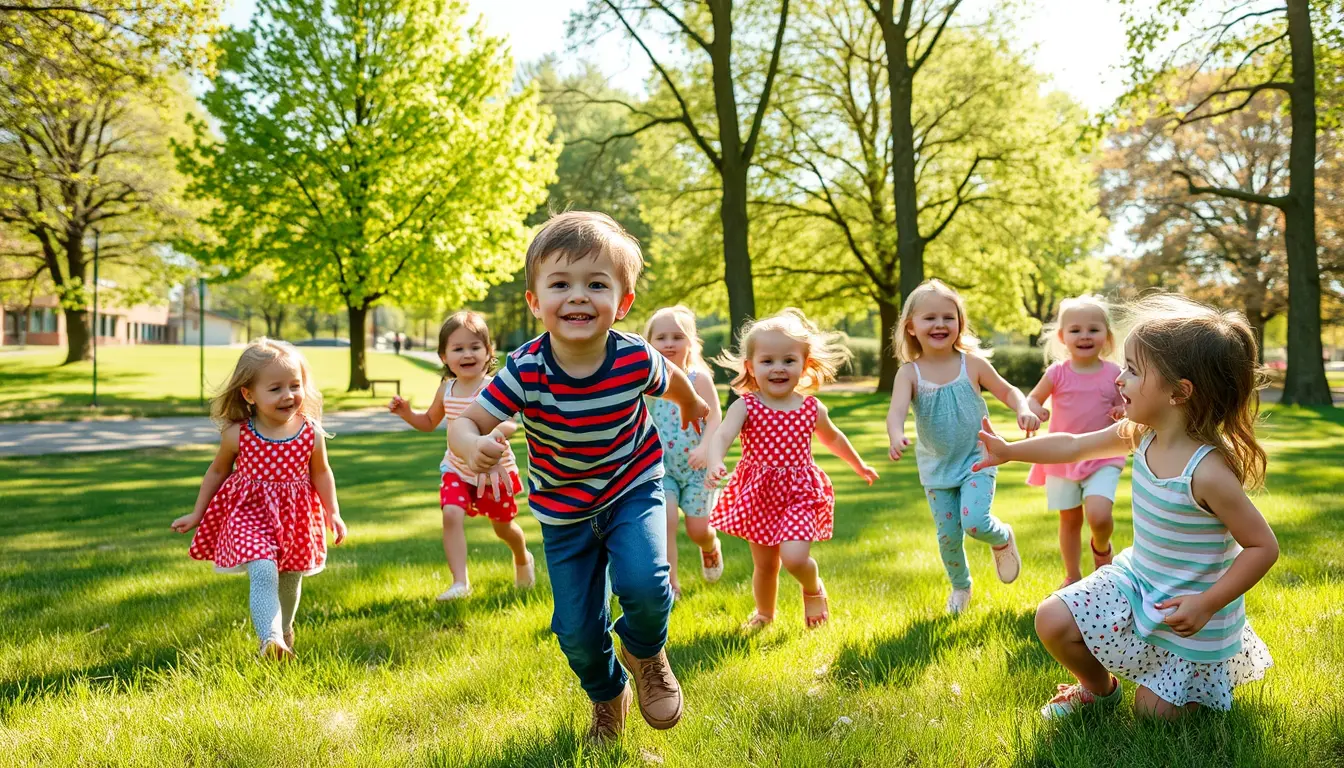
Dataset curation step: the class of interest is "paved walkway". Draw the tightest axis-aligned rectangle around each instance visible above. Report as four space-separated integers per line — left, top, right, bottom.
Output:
0 408 432 458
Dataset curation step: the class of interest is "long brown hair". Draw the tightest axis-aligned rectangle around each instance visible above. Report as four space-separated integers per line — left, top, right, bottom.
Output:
715 308 850 395
437 310 496 380
211 339 326 435
1124 293 1267 489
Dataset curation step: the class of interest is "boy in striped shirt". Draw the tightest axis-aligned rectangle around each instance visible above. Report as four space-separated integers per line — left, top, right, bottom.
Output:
450 211 710 742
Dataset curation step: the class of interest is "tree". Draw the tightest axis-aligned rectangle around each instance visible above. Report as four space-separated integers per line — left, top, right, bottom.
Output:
1117 0 1337 404
210 266 291 339
569 0 791 342
183 0 558 390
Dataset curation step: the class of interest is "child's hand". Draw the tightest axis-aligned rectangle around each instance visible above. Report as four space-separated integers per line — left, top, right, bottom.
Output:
688 444 710 471
479 463 512 499
704 461 727 489
1029 401 1051 423
1017 411 1041 437
888 435 911 461
170 510 203 533
327 513 348 546
1108 405 1126 422
972 417 1011 472
1156 593 1214 637
856 463 879 485
682 396 710 434
467 432 507 474
387 395 410 416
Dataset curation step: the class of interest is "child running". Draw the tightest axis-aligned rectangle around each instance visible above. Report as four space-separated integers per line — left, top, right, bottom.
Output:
171 339 347 660
450 211 711 743
885 279 1039 615
1025 295 1127 588
976 293 1276 719
388 310 533 601
705 308 879 631
644 305 725 600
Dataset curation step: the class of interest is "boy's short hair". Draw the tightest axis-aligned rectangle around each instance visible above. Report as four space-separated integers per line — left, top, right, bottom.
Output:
525 211 644 294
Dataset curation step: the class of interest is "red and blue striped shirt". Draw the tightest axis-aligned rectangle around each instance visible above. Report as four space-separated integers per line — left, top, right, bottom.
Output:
476 331 670 524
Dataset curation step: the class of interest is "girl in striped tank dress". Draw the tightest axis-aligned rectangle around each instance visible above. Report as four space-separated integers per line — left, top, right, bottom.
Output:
976 294 1276 719
389 311 534 601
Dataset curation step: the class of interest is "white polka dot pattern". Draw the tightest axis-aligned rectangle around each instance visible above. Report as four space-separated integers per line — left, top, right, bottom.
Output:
709 394 835 546
189 420 328 574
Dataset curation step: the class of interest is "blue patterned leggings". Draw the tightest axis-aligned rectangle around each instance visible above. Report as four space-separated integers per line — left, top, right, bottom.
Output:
925 473 1010 589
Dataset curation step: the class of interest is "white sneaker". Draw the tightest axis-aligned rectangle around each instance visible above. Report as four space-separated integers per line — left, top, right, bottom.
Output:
946 587 972 615
436 582 471 601
993 526 1021 584
515 551 536 589
700 539 724 583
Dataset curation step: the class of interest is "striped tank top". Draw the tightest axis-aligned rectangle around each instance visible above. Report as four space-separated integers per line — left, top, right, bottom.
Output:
441 377 517 484
1111 433 1245 663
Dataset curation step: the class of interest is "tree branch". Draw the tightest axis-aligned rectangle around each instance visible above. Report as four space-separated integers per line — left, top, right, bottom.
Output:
1174 169 1288 208
742 0 791 164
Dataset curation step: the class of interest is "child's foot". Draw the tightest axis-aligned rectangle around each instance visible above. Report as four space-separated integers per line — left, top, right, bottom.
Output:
436 582 471 601
617 644 683 730
992 527 1021 583
742 612 773 632
803 579 829 628
1091 539 1114 569
282 629 295 651
588 682 632 743
515 551 536 589
670 584 682 602
700 539 724 583
946 587 972 615
1041 675 1122 719
259 638 294 661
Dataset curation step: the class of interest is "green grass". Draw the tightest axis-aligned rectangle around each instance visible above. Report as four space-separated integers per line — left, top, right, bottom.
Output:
0 346 447 421
1 397 1342 766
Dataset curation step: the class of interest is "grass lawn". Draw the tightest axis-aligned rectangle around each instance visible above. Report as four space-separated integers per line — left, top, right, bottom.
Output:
1 397 1342 766
0 346 447 421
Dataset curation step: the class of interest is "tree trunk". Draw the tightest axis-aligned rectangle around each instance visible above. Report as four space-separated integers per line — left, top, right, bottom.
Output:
347 304 370 391
63 307 91 364
720 157 756 342
876 296 901 393
880 6 925 304
1280 0 1331 405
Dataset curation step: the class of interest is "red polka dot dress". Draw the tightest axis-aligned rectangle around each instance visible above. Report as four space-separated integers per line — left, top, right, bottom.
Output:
189 419 328 575
710 394 835 546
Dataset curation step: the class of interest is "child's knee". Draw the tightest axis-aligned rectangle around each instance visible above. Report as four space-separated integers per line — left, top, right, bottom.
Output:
1034 596 1076 642
1084 497 1114 529
780 550 812 573
442 505 466 526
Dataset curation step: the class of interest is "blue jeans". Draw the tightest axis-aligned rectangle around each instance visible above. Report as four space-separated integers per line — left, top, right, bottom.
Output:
539 480 672 702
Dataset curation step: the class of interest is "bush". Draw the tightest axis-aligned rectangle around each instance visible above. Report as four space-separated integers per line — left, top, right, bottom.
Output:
986 344 1046 389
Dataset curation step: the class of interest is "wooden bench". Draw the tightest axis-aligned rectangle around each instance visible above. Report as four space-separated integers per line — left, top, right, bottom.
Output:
368 378 401 397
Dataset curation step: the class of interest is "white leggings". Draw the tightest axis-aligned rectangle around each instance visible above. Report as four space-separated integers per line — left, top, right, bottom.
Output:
245 560 303 645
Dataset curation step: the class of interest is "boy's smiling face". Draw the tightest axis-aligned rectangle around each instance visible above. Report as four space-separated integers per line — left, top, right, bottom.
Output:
526 250 635 348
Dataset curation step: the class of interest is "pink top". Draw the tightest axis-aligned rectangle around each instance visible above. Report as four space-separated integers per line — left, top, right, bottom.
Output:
1027 360 1126 485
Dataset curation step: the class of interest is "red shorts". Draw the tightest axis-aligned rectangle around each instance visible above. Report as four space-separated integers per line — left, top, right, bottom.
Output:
439 471 522 523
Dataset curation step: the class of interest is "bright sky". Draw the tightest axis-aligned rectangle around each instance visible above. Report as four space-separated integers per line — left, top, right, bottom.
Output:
220 0 1131 112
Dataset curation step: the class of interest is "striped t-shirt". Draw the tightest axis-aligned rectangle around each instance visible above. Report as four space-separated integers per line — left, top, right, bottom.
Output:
1111 433 1246 663
476 330 670 524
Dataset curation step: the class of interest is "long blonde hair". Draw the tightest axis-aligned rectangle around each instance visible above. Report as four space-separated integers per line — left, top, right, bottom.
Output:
716 308 849 395
892 279 981 363
1121 293 1267 489
643 305 714 379
211 339 326 435
1042 294 1118 364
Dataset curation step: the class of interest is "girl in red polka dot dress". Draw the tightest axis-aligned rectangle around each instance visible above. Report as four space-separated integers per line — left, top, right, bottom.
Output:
704 309 879 630
171 340 347 660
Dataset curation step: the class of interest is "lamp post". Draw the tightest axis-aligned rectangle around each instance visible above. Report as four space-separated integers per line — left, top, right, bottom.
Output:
199 276 205 406
91 228 100 409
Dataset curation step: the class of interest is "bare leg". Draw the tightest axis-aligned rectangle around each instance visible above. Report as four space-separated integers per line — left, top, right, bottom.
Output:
664 498 681 594
1084 496 1115 555
684 514 718 553
490 518 530 565
442 505 469 587
778 540 821 595
747 542 781 618
1058 506 1084 584
1134 686 1200 719
1035 596 1113 695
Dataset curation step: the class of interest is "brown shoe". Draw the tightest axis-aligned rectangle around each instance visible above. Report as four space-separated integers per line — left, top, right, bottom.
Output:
617 644 684 730
1091 539 1114 569
588 683 631 743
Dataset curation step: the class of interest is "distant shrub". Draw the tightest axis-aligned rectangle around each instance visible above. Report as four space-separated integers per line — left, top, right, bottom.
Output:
839 337 882 377
985 345 1045 389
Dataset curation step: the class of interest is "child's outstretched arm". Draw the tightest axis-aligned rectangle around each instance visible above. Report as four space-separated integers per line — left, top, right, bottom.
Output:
388 380 448 431
969 355 1041 436
816 401 879 485
310 435 346 545
703 397 746 488
659 364 710 432
687 371 722 470
1156 455 1279 637
449 403 509 474
172 424 241 533
1025 370 1054 423
974 417 1133 472
886 364 915 461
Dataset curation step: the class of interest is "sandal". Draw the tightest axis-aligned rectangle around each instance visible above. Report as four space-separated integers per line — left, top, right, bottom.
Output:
803 579 829 628
1091 539 1114 569
259 638 294 661
742 612 773 631
436 582 472 602
700 539 724 583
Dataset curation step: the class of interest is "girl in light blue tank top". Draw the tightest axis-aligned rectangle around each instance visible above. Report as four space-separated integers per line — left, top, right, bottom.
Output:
886 280 1044 615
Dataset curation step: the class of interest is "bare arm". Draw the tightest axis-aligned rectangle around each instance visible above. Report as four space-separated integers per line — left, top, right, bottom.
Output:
1025 369 1054 422
1157 454 1279 637
816 401 879 484
703 398 747 488
687 370 722 470
310 433 346 545
387 381 448 431
660 363 710 431
886 364 916 460
975 418 1135 472
448 402 508 474
172 424 240 532
971 354 1040 435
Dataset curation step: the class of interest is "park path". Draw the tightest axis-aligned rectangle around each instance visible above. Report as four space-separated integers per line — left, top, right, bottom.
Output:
0 408 430 458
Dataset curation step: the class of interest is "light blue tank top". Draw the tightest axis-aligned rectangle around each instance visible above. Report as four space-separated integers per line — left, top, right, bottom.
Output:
912 354 994 489
647 369 704 448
